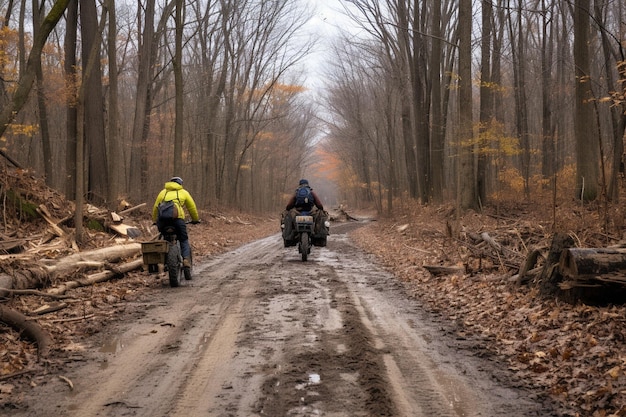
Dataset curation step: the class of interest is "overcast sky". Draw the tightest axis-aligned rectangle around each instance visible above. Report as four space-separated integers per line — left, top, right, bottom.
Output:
298 0 362 91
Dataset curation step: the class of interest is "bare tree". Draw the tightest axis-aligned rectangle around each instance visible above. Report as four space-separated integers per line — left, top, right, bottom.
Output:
0 0 70 164
458 0 476 209
64 0 78 199
574 0 600 201
477 0 493 205
105 0 122 206
128 0 156 200
31 0 53 184
541 0 556 187
430 0 445 202
80 0 108 205
594 0 626 202
173 0 184 175
508 0 531 199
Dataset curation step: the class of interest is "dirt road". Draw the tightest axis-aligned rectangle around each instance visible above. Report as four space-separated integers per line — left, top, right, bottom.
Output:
13 222 555 416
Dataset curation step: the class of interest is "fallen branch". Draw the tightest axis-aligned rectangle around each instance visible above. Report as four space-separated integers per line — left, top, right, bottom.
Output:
119 202 146 216
31 302 68 315
36 204 65 237
0 304 51 358
59 375 74 390
0 369 36 382
480 232 502 252
423 265 464 276
516 248 544 286
49 314 95 323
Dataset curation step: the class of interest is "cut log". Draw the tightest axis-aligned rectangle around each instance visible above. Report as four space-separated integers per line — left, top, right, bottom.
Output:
536 234 626 304
108 222 141 238
0 243 142 295
47 258 144 295
559 248 626 280
44 243 141 277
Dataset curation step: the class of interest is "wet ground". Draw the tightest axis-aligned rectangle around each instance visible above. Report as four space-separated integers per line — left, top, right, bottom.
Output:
9 222 559 416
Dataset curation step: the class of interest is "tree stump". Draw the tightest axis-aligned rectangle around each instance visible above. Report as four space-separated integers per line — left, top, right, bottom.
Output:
537 233 574 298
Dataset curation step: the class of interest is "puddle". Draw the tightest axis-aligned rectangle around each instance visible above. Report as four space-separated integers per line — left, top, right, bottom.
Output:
99 336 123 353
295 373 321 390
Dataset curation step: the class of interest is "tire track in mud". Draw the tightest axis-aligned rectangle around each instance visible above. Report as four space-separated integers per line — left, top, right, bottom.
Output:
253 268 399 416
12 229 553 417
168 280 259 416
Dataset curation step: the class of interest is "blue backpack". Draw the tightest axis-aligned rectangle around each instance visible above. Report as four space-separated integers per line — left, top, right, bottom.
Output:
295 185 313 209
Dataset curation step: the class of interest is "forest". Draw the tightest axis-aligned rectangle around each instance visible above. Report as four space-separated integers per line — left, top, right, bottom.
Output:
0 0 624 224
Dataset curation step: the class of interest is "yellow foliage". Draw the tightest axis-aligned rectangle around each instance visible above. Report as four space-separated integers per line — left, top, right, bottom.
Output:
492 164 577 202
476 120 521 157
499 167 526 194
7 124 39 136
0 26 20 81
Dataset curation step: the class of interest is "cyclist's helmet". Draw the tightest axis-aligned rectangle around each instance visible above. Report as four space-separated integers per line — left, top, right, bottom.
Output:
299 179 309 186
170 176 183 185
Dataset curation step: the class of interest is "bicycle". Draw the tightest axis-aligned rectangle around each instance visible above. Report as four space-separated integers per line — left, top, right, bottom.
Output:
142 222 193 287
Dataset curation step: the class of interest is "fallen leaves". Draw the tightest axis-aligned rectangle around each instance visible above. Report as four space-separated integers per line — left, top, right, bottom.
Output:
350 202 626 416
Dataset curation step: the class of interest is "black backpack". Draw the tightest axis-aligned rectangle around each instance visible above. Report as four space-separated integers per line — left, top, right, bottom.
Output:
294 185 313 210
157 190 180 221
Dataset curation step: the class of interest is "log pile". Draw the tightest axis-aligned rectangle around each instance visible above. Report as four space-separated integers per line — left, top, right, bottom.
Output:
0 170 152 358
518 233 626 304
422 216 539 277
422 216 626 305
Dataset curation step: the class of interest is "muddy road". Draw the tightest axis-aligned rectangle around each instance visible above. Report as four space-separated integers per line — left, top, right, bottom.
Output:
15 222 554 417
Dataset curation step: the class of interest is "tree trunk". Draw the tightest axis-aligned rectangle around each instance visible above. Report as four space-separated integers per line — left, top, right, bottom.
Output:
80 0 108 206
173 0 184 176
574 0 600 201
477 0 493 205
64 0 78 200
32 0 53 185
594 0 626 202
541 0 556 186
106 0 122 208
129 0 156 201
429 0 444 202
515 0 531 199
458 0 476 209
